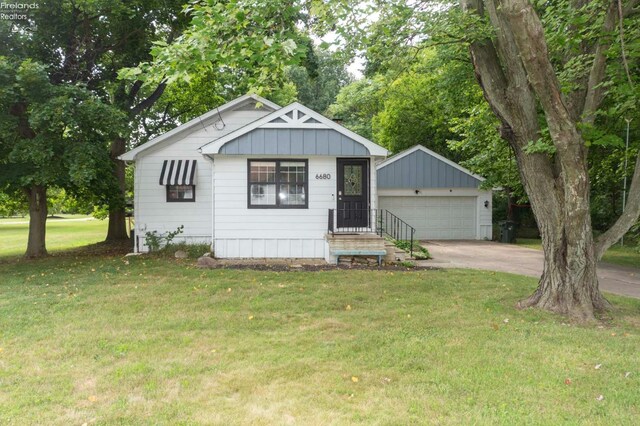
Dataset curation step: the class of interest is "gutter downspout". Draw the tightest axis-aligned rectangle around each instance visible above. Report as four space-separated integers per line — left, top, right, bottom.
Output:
123 158 140 253
133 160 139 253
203 152 215 254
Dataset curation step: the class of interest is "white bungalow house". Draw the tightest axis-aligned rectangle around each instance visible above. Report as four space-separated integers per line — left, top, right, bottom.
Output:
121 94 491 262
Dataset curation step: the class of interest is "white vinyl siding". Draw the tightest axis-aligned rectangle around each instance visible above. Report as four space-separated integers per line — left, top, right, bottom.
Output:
213 155 342 258
133 108 272 252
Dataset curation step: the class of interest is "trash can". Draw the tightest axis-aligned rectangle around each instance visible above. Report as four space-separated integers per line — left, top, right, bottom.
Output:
499 221 517 243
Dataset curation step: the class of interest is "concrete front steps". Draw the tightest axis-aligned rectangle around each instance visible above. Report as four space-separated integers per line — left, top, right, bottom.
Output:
325 233 407 265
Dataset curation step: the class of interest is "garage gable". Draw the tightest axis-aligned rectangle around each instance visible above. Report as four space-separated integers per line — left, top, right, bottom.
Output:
377 145 484 189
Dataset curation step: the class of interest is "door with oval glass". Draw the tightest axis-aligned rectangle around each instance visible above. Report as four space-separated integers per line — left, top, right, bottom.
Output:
336 158 369 228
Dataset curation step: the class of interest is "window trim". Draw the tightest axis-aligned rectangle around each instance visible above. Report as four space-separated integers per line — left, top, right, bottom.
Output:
247 159 309 209
166 184 196 202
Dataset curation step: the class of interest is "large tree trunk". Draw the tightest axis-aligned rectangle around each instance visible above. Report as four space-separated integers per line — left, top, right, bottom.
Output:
457 0 640 321
106 137 129 241
24 185 48 258
506 128 608 320
515 144 609 319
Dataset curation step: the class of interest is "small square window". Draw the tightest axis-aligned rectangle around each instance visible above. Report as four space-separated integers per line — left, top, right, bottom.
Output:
167 185 196 202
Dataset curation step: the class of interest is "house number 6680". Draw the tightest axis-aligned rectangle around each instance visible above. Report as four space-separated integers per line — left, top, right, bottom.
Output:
315 173 331 180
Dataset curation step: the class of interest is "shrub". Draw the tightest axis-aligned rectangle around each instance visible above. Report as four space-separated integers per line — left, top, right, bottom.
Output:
160 242 212 259
144 225 184 252
394 239 430 260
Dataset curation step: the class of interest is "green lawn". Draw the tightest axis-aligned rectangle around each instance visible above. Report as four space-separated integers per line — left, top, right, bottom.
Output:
0 215 108 258
1 251 639 424
516 238 640 268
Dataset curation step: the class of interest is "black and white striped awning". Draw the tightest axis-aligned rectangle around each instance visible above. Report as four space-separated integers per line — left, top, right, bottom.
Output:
159 160 197 185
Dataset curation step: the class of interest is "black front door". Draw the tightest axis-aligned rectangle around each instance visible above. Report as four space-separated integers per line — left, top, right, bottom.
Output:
337 158 369 228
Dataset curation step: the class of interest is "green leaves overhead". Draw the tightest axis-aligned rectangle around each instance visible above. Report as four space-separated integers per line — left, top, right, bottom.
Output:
120 0 306 93
0 58 125 191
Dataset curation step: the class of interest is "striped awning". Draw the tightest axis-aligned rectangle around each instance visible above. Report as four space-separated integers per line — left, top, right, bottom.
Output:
159 160 197 185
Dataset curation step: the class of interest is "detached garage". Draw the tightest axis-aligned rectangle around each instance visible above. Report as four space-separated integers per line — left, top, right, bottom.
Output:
377 145 492 240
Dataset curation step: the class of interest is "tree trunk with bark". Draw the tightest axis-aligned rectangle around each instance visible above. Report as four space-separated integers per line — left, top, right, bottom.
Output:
460 0 640 320
24 185 48 258
106 136 129 241
105 82 167 242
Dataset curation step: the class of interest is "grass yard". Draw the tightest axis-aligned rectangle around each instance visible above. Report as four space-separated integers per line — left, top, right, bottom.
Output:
0 216 108 259
516 238 640 269
1 252 639 424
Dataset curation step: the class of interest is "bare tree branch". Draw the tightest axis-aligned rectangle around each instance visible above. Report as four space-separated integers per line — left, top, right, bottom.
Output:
501 0 581 152
130 82 167 117
595 151 640 259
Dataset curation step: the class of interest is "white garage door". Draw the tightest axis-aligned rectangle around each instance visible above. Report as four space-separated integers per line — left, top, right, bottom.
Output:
379 196 477 240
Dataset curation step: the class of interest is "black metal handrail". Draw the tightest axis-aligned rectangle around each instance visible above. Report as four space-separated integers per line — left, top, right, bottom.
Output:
327 208 380 234
380 209 415 258
327 208 416 258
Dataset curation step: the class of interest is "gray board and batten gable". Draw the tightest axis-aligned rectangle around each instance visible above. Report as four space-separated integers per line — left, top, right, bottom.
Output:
218 128 370 156
377 146 483 189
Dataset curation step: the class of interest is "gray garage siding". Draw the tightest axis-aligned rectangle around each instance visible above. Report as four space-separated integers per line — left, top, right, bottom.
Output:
377 148 481 188
219 128 370 156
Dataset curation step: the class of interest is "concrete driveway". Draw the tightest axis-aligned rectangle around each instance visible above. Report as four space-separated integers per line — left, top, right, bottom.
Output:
422 240 640 299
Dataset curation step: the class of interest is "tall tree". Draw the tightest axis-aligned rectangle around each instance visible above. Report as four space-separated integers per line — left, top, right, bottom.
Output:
456 0 640 320
2 0 191 242
0 59 124 257
319 0 640 319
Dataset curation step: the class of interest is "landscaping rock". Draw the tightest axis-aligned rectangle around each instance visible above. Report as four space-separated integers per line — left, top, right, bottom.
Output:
174 250 188 259
197 256 217 267
202 252 212 258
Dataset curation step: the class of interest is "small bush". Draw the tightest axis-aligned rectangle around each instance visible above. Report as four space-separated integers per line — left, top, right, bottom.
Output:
157 242 211 259
394 240 430 260
144 225 184 252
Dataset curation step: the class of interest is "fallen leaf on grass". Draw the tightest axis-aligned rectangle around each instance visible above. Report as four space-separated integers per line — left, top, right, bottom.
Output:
503 318 509 324
227 288 232 292
248 315 254 320
595 395 604 401
351 376 359 383
595 364 602 370
564 378 572 385
625 372 631 378
346 305 352 311
88 395 97 402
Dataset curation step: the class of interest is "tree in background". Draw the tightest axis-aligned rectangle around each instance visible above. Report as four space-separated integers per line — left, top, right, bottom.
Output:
0 59 124 257
286 45 354 114
326 77 387 141
3 0 308 248
2 0 191 242
0 189 28 218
